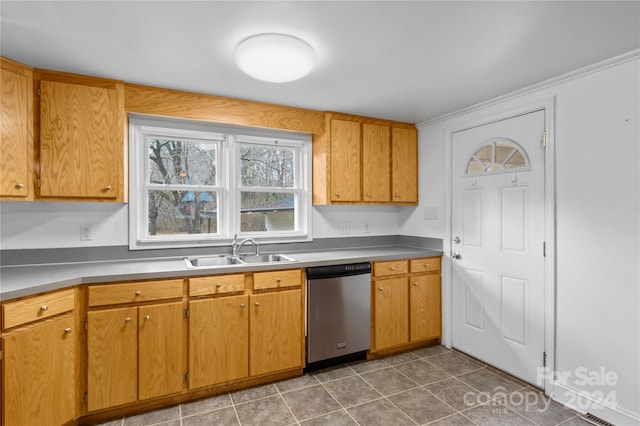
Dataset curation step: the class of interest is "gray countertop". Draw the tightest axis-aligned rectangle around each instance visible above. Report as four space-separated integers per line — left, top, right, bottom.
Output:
0 246 442 301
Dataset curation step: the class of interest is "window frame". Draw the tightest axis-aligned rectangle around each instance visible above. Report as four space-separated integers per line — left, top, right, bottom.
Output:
129 115 312 250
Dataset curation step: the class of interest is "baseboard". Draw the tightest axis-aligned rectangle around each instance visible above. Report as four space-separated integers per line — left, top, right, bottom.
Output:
552 381 640 426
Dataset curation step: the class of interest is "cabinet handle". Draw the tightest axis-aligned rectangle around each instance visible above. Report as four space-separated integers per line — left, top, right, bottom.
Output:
40 305 49 312
104 185 113 191
15 183 24 189
135 291 142 296
379 287 384 291
240 303 245 308
64 328 72 334
144 315 150 321
255 302 260 307
125 317 131 323
216 283 221 289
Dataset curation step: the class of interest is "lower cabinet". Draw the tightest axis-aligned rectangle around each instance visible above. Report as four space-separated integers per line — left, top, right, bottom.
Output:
371 257 442 354
189 294 249 389
249 289 302 376
1 289 77 426
188 271 303 389
86 280 186 412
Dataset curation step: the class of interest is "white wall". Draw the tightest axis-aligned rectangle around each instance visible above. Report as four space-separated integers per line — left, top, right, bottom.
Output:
0 202 402 250
401 53 640 424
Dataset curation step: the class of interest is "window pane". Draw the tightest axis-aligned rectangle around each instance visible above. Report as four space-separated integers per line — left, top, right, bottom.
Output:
148 190 217 235
149 139 217 185
239 145 294 187
240 192 295 232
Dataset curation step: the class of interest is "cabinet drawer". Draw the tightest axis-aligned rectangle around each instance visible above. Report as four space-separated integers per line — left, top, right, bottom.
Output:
88 279 183 307
2 288 75 330
410 257 441 273
189 274 245 297
253 269 302 291
373 260 408 277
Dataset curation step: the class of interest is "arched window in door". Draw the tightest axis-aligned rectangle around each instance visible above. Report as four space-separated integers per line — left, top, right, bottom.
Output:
464 138 530 176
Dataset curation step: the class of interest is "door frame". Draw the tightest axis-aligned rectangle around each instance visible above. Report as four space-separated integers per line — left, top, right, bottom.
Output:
442 97 556 394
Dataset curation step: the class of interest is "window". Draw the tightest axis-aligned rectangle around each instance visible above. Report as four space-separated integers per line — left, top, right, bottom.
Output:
464 138 529 176
129 116 311 249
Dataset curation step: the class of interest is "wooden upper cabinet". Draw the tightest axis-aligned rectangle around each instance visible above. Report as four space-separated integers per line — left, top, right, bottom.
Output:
35 70 125 201
392 127 418 203
362 123 390 202
330 119 361 202
313 113 417 205
0 57 33 200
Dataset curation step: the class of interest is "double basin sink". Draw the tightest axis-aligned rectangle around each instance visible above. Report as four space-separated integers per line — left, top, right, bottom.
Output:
184 253 297 269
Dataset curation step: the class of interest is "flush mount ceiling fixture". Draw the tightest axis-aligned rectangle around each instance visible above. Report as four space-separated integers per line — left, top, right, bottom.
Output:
234 33 316 83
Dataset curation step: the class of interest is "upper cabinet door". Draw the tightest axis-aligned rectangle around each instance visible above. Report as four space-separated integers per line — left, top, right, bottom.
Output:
392 127 418 204
330 119 361 202
362 123 390 203
38 74 124 200
0 59 33 199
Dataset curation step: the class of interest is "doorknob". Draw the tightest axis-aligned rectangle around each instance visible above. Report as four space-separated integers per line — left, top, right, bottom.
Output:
453 236 461 244
452 251 462 260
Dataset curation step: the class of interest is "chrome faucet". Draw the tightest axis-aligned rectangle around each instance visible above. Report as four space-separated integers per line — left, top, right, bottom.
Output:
232 234 260 256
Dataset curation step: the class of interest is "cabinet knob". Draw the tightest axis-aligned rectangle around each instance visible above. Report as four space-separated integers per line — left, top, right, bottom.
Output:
255 302 260 307
216 283 221 289
40 305 49 312
276 278 281 285
125 317 131 323
15 183 24 189
240 303 246 308
390 267 396 271
135 291 142 296
413 282 419 286
64 327 72 334
104 185 113 191
379 287 384 291
366 193 372 198
335 192 340 197
425 264 430 268
144 315 150 321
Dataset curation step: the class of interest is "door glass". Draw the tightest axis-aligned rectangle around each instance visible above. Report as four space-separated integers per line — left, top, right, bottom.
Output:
465 138 529 176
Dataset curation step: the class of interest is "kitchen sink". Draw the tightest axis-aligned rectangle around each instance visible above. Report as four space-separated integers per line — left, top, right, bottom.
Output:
237 253 297 263
184 253 297 268
184 255 243 268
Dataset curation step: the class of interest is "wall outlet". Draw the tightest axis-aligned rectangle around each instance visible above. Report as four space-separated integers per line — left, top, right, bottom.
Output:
80 224 93 241
424 206 439 220
339 221 351 234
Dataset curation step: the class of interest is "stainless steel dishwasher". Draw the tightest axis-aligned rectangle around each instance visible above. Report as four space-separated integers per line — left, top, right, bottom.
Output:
306 262 371 370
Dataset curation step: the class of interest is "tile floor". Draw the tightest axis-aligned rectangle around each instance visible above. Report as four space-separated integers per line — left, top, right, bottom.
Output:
95 346 592 426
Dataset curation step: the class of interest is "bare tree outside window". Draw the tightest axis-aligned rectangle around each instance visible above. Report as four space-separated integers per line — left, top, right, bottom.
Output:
239 144 296 232
148 138 218 235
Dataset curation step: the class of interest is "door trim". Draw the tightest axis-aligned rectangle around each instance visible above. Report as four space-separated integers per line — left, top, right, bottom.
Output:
442 97 556 394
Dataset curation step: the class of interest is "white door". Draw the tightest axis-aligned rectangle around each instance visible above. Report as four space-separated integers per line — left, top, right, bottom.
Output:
451 110 545 386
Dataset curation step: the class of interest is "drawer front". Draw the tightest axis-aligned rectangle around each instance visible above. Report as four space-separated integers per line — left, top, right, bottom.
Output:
88 279 184 307
410 257 442 273
2 288 75 329
253 269 302 291
373 260 408 277
189 274 245 297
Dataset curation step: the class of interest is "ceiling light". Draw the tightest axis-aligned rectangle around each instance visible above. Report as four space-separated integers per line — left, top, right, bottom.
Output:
234 33 316 83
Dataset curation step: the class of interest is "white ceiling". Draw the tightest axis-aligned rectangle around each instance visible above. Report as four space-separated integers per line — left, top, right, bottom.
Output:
1 1 639 124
